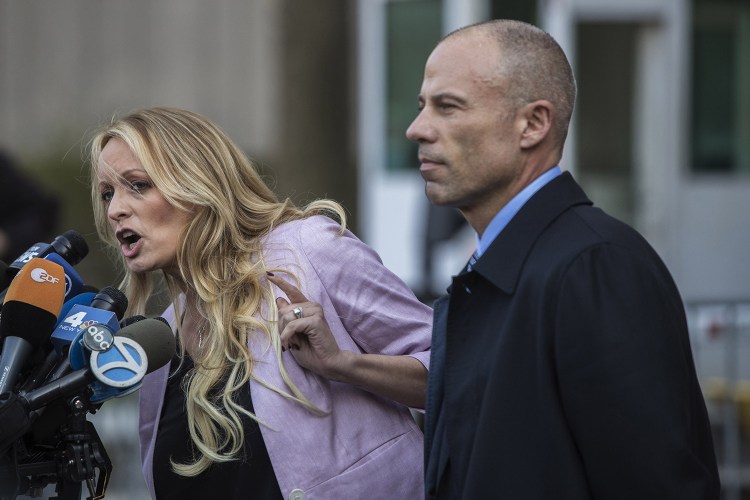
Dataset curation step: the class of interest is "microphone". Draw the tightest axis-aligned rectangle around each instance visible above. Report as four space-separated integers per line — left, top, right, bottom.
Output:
22 318 175 411
54 291 99 329
0 318 174 458
0 230 88 303
44 252 84 301
38 286 128 402
7 230 88 276
0 229 89 302
67 313 160 404
51 285 100 331
15 290 99 394
50 286 127 356
94 317 174 403
0 258 65 394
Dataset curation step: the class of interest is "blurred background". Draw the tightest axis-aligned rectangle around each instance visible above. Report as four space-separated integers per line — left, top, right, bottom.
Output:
1 0 748 498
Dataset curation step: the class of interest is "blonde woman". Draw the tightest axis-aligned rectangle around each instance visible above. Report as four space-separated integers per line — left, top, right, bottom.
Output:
89 107 431 499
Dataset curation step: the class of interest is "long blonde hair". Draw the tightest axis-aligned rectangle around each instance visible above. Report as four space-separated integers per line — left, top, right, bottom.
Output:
88 106 346 475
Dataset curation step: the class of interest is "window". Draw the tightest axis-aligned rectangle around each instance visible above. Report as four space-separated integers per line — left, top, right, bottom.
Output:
691 0 750 174
385 0 441 171
490 0 536 23
575 23 637 226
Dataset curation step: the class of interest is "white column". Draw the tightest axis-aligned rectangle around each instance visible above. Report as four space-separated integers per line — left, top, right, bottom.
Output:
443 0 489 33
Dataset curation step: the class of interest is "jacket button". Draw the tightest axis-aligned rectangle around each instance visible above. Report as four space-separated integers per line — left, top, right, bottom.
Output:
288 489 305 500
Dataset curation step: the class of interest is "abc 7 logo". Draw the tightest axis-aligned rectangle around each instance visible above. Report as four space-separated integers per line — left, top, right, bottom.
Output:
90 336 148 389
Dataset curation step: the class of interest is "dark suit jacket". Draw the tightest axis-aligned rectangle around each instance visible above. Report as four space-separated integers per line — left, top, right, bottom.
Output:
425 172 719 499
0 151 59 262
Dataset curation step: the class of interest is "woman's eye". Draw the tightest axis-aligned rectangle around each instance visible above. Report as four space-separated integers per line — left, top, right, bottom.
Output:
100 190 113 203
130 181 151 193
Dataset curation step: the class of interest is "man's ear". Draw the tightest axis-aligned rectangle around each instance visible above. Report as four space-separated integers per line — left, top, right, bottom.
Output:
519 100 553 149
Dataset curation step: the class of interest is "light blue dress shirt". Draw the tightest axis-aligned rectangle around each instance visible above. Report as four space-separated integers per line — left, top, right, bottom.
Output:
474 166 562 258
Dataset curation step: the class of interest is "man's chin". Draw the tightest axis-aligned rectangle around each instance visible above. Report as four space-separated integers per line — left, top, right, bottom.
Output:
424 185 454 207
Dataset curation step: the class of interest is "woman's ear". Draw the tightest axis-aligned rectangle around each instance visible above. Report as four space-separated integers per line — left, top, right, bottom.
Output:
519 100 553 149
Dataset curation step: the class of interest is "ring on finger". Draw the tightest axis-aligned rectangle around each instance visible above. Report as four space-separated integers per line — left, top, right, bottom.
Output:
292 306 303 320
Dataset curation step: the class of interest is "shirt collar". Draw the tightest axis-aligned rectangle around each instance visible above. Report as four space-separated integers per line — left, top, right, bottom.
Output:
475 166 562 257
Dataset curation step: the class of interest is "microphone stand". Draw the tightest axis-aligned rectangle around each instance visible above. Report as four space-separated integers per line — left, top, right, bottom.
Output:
0 391 111 500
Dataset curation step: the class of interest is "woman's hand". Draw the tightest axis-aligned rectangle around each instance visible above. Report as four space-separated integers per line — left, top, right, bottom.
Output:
267 274 346 380
267 273 428 408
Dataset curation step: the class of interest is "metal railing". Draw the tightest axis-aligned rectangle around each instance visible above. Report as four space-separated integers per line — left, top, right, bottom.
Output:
686 300 750 500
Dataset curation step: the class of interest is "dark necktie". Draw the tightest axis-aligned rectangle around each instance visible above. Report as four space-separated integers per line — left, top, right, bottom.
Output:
467 251 479 271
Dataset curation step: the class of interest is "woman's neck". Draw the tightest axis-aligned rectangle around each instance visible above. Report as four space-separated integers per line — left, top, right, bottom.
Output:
180 294 206 358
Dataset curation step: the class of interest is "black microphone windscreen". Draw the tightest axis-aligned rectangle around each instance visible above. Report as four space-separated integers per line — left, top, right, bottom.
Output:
22 318 174 413
0 258 65 344
116 318 175 373
0 259 64 394
0 302 57 348
51 230 89 265
90 286 128 320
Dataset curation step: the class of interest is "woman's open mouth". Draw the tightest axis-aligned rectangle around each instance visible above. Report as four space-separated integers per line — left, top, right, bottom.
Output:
117 230 143 258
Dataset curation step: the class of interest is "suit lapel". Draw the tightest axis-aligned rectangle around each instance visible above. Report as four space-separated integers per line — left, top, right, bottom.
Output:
474 172 592 294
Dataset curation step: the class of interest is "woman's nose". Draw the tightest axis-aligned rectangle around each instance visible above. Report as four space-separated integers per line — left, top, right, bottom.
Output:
107 190 130 221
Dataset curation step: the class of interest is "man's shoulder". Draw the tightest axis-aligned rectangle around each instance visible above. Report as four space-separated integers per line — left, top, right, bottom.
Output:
527 203 666 282
564 203 652 252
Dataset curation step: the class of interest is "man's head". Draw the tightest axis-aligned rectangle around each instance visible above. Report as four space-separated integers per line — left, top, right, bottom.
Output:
406 20 576 234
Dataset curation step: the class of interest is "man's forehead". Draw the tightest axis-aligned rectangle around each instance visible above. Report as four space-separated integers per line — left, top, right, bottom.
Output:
422 39 500 93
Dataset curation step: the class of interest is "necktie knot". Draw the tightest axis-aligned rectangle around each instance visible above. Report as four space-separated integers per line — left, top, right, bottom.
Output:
467 251 479 271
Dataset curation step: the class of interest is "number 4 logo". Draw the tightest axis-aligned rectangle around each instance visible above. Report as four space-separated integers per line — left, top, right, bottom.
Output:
64 311 88 329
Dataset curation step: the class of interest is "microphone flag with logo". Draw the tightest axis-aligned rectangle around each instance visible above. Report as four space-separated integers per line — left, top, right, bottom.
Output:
0 230 88 303
44 252 84 301
50 286 127 356
89 317 175 402
6 230 88 278
15 289 99 395
22 318 175 410
0 258 65 394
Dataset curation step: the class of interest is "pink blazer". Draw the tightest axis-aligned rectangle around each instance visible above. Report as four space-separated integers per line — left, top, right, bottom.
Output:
138 216 432 499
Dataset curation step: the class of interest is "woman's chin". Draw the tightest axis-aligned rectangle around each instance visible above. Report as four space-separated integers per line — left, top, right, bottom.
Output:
124 259 155 274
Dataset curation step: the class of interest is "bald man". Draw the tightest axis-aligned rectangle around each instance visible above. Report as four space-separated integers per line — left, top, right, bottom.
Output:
407 19 719 500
